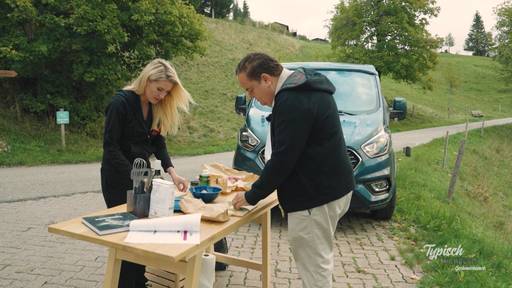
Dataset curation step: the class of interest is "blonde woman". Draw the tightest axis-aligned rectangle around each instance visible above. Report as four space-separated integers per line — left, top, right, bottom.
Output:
101 58 192 287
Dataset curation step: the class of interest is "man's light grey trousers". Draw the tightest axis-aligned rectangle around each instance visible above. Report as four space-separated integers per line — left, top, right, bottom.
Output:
288 191 353 288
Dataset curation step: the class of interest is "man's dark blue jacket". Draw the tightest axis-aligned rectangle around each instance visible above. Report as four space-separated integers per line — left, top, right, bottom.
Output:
245 68 355 213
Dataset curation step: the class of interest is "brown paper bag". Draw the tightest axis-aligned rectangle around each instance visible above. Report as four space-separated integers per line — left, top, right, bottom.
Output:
179 197 230 222
202 163 259 194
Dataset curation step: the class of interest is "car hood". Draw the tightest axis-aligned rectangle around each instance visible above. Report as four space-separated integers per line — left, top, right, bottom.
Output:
247 105 384 151
339 112 384 149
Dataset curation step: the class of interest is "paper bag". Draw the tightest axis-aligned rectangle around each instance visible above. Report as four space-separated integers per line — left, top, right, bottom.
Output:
180 197 230 222
202 163 259 194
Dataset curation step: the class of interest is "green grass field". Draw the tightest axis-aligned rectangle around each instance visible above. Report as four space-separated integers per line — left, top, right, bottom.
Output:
383 53 512 132
391 124 512 287
0 17 510 166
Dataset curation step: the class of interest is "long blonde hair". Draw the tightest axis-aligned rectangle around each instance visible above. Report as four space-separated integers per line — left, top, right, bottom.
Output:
124 58 194 136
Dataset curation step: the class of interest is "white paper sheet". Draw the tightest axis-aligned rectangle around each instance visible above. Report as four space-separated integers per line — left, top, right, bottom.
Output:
124 213 201 244
124 230 200 244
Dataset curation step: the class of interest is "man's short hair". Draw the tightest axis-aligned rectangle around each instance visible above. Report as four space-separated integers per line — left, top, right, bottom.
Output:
235 53 283 81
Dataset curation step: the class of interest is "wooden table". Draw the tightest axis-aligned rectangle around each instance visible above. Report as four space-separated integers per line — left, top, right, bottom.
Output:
48 192 278 288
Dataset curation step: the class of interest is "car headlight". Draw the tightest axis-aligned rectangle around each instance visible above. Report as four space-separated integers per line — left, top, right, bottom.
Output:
361 129 390 158
239 126 260 151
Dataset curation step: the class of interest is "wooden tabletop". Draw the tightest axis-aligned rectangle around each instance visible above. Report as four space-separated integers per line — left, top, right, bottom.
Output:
48 192 278 263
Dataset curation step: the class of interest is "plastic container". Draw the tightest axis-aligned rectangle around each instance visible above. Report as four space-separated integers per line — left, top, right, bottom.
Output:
126 189 135 213
133 193 150 218
199 171 210 186
174 195 183 212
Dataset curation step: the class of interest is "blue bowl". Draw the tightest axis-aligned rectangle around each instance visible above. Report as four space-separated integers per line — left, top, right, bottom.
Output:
189 185 221 203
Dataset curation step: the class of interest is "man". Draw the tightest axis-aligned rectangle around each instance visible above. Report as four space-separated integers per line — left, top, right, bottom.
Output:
232 53 355 288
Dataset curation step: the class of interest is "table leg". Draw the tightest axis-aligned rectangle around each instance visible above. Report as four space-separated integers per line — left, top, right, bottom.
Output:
184 252 203 288
261 210 271 288
103 248 121 288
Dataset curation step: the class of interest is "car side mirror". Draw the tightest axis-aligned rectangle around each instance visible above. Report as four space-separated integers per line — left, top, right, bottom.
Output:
235 94 247 116
389 109 400 120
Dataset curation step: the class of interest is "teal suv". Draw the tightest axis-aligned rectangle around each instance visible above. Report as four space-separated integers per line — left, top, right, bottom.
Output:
233 62 396 220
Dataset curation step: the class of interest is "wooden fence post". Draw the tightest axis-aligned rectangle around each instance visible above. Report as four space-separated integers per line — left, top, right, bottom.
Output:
447 123 469 201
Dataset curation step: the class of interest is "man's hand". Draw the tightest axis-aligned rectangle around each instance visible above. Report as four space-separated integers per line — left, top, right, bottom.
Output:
232 192 250 210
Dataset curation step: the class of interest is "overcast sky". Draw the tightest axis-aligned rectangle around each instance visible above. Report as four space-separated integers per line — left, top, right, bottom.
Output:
243 0 507 53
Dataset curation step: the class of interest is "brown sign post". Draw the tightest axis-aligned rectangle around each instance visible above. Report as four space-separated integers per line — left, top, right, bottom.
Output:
1 70 21 121
0 70 17 78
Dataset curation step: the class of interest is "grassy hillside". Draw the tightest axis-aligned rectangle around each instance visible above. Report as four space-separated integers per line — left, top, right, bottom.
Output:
383 53 512 132
391 124 512 287
169 18 334 155
0 18 510 166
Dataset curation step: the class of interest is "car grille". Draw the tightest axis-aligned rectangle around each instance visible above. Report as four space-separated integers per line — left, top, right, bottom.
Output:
347 148 361 170
259 147 360 170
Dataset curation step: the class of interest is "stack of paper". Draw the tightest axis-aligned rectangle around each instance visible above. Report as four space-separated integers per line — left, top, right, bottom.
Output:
124 214 201 244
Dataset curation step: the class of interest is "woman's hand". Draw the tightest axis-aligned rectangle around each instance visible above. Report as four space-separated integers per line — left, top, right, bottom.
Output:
166 167 189 193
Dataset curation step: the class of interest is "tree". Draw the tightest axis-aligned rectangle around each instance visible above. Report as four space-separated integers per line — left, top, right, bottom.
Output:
232 1 242 21
495 1 512 80
196 0 233 19
486 31 496 56
241 0 250 20
185 0 204 10
329 0 440 85
433 34 444 50
464 11 491 56
0 0 205 129
445 33 455 53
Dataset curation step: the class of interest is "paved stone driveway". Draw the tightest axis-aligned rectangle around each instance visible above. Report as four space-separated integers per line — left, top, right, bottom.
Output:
0 193 421 288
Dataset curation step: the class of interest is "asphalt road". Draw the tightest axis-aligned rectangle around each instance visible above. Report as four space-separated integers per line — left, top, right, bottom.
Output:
1 118 511 203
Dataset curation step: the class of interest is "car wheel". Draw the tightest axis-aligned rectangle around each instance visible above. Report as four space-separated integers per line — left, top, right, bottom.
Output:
371 193 396 220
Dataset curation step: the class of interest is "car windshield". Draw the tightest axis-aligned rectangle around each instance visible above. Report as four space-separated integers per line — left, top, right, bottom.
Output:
251 69 379 115
318 70 379 115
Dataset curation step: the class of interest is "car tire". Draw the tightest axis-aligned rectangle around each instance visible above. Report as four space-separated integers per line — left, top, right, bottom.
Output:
371 193 396 220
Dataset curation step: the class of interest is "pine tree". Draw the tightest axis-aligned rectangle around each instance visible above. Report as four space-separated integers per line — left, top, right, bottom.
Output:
241 0 250 20
232 1 242 21
194 0 234 19
464 11 491 56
